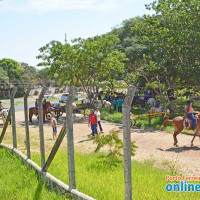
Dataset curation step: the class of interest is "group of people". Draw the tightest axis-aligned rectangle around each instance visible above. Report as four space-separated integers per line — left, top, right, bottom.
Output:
35 98 47 110
112 98 123 112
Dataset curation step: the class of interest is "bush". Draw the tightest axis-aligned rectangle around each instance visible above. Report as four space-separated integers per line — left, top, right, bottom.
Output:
93 129 137 166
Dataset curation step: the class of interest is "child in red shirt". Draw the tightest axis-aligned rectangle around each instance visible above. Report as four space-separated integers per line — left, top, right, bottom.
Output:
88 109 98 136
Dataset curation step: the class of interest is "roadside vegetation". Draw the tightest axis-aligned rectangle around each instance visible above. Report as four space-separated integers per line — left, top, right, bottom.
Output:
31 151 200 200
0 148 67 200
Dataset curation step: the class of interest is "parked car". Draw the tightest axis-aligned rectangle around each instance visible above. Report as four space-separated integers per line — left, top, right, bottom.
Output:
60 93 78 103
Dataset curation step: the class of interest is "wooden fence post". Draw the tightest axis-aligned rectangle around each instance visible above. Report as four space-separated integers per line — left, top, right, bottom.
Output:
66 86 77 190
24 88 31 159
0 110 11 143
122 86 136 200
38 86 48 167
10 87 17 148
42 124 66 172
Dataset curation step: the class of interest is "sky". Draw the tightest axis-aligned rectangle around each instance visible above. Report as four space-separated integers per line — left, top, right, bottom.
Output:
0 0 154 67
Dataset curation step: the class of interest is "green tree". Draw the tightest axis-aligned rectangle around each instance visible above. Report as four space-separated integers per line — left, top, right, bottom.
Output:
0 68 9 84
0 58 24 83
20 62 38 87
0 58 25 97
37 35 127 96
113 0 200 90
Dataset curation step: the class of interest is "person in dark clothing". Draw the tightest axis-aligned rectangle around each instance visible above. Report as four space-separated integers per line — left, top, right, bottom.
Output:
98 93 102 100
35 99 39 110
43 99 47 109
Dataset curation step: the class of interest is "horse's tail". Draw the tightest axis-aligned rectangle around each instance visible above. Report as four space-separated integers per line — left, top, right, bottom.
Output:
162 119 174 127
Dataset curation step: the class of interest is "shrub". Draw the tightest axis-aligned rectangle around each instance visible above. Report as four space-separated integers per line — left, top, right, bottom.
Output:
93 129 137 166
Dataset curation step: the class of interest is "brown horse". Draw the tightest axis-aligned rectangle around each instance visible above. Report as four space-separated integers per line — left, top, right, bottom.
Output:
29 102 52 123
162 116 200 147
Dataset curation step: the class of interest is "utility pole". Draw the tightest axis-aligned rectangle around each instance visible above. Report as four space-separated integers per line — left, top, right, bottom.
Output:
65 33 67 44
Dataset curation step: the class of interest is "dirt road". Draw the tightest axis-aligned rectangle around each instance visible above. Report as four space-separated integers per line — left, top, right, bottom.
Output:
1 110 200 176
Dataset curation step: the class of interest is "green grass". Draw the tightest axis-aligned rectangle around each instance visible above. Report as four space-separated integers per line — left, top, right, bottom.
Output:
101 108 123 123
31 151 200 200
0 148 67 200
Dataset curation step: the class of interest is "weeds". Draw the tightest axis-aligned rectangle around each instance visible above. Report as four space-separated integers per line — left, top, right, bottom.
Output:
92 129 137 166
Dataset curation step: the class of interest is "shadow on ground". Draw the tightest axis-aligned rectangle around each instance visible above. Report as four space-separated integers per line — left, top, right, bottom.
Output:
157 145 200 153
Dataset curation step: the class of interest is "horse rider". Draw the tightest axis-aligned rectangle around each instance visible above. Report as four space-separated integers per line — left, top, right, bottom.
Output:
43 99 46 109
185 100 197 131
0 101 4 112
35 98 39 110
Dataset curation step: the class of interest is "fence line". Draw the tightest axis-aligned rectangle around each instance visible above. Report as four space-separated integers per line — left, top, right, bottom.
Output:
38 86 48 168
24 88 31 159
10 87 17 148
0 143 95 200
0 85 136 200
66 86 77 190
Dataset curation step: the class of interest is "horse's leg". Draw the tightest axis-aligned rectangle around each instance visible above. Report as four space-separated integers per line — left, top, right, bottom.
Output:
191 125 200 147
191 132 198 147
43 113 46 123
173 129 182 147
29 112 33 123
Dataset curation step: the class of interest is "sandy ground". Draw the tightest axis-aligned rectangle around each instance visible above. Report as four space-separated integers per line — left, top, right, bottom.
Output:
1 110 200 176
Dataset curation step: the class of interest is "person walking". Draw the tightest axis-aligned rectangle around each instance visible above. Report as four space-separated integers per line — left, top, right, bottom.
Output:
51 113 57 140
117 98 123 112
88 109 98 136
95 107 103 133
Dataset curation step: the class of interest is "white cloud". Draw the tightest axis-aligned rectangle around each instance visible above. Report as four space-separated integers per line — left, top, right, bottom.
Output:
0 0 119 13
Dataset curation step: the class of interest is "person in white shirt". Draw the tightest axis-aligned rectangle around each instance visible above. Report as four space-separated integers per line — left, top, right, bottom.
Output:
51 113 57 140
147 97 156 107
94 107 103 133
103 100 111 112
85 97 90 104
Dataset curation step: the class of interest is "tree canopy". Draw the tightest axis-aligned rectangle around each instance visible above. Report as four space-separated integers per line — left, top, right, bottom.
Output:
0 58 24 83
37 34 127 95
36 0 200 96
113 0 200 90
